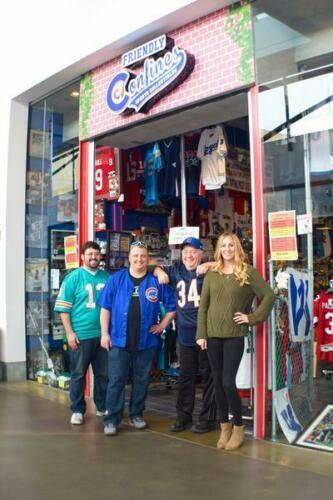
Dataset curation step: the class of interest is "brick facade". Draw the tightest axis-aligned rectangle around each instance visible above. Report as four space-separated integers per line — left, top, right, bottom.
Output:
80 4 254 140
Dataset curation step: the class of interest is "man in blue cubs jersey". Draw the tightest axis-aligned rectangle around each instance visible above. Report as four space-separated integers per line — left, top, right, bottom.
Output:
154 237 217 433
54 241 109 426
98 241 176 436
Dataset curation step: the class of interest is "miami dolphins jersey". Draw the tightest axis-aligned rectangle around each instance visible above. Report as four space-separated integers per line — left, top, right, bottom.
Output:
54 267 109 340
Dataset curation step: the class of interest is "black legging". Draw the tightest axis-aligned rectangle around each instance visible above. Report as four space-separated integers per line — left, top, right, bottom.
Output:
207 337 244 426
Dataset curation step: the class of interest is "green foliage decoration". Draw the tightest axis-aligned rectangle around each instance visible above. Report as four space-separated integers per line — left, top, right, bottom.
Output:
79 73 95 139
225 1 254 84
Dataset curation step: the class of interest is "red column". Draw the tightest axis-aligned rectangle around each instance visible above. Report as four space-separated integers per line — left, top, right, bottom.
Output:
78 141 90 249
249 86 269 439
79 140 92 397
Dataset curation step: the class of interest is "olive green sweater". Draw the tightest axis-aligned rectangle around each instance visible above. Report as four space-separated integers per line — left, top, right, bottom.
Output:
196 266 275 339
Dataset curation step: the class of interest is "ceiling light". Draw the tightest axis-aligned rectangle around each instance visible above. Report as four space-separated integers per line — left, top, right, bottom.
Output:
70 91 80 98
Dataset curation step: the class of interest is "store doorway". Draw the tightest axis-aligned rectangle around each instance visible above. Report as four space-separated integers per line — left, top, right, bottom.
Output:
93 90 255 432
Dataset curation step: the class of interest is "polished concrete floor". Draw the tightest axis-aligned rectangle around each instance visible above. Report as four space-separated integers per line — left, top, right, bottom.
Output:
1 382 333 500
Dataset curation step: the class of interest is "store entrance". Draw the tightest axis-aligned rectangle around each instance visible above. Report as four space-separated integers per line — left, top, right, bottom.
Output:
93 91 254 430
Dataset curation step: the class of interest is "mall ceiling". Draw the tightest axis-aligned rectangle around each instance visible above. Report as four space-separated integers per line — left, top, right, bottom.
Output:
256 0 333 34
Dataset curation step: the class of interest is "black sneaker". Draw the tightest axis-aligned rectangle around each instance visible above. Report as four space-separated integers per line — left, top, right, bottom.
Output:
191 420 217 433
170 419 192 432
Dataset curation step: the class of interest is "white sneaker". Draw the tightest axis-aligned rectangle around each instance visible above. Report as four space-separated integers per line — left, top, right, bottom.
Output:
96 410 108 417
70 412 84 425
129 417 147 430
104 423 117 436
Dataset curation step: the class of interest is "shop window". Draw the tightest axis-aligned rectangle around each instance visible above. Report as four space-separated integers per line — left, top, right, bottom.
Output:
25 83 80 384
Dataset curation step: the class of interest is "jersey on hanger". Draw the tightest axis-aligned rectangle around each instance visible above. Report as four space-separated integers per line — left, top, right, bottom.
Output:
197 125 227 190
122 148 143 210
314 291 333 362
185 133 202 196
158 137 181 200
143 142 164 206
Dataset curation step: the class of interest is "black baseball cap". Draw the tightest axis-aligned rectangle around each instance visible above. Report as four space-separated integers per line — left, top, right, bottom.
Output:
180 237 203 250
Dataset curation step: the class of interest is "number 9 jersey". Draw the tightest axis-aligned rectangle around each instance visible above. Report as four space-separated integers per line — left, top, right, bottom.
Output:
54 267 109 341
166 262 204 347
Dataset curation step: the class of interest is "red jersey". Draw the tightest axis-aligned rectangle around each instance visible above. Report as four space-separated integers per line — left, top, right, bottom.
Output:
314 291 333 362
122 148 143 210
95 146 121 201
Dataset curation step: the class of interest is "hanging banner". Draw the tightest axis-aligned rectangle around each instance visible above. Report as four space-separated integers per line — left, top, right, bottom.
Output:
286 268 311 342
64 235 79 269
268 210 298 261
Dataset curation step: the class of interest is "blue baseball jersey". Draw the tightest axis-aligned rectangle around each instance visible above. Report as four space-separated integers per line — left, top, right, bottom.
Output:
97 269 176 350
166 262 204 346
143 142 164 206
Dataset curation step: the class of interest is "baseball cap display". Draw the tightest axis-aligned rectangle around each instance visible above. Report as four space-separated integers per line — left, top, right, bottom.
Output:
180 237 203 250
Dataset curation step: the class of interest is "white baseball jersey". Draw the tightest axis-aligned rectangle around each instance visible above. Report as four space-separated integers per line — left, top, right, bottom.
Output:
197 125 227 190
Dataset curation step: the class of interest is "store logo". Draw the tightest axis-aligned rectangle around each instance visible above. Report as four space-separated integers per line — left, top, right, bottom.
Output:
145 287 158 303
107 35 195 115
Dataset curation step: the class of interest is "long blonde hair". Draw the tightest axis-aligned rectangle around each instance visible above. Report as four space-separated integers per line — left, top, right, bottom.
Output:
212 232 249 286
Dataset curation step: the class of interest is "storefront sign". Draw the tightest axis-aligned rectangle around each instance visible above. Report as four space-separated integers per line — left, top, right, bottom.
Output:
64 235 79 269
268 210 298 261
122 35 171 68
107 36 195 114
169 226 199 245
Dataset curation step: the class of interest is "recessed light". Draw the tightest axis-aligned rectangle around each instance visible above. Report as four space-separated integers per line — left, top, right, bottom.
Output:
70 91 80 98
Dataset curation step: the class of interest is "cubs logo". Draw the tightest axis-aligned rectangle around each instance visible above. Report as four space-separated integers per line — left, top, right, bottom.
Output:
145 287 158 303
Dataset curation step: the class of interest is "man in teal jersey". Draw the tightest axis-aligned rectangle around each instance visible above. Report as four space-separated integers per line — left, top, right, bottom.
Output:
54 241 109 425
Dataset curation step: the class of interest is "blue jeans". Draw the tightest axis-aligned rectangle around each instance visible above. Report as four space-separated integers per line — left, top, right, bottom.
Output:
69 337 108 414
105 346 157 426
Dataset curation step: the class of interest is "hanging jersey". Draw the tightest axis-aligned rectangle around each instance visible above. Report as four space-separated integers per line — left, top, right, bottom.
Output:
314 292 333 362
159 137 181 199
185 133 202 196
122 148 143 210
166 262 204 346
197 125 227 190
95 146 117 201
54 267 109 340
143 142 164 206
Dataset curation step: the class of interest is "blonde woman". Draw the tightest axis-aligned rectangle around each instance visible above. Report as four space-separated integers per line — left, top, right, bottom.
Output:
196 233 274 451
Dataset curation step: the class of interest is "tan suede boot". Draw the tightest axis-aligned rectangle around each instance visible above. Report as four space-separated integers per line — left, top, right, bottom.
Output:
225 425 245 451
216 422 232 449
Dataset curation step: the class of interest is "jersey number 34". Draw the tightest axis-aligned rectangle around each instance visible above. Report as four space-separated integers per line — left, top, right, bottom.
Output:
177 279 200 308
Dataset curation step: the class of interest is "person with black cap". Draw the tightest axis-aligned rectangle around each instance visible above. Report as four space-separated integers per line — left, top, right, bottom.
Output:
154 237 217 433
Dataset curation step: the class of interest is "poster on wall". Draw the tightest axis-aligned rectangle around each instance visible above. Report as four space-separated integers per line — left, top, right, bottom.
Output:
26 301 49 336
26 214 48 248
57 193 78 222
29 129 51 160
268 210 298 261
26 171 50 205
26 258 49 293
295 404 333 452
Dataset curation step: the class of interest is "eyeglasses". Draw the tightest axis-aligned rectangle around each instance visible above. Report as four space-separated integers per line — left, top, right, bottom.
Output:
130 241 147 249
